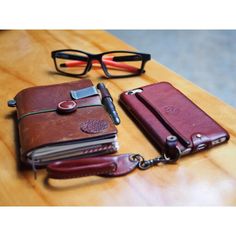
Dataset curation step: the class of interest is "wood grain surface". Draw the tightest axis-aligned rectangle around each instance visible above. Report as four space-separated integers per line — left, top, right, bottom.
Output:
0 30 236 206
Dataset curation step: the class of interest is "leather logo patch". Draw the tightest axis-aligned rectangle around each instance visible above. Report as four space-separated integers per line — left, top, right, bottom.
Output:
80 120 109 134
163 105 179 115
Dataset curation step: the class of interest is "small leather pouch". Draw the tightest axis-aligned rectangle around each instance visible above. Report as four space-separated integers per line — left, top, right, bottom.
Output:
119 82 230 156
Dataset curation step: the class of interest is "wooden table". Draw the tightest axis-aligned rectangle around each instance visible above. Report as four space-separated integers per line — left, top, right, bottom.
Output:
1 30 236 206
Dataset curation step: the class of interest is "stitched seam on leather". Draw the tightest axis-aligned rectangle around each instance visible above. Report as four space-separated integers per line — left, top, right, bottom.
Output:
79 144 114 155
50 166 115 179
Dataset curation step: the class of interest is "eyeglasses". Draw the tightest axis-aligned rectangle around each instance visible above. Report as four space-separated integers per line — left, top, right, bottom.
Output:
51 49 151 78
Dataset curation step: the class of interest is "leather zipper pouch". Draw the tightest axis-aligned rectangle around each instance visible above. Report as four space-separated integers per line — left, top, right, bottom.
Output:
119 82 230 156
9 79 118 167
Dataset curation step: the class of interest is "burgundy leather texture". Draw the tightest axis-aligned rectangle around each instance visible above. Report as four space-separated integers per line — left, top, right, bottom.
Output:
14 80 117 162
120 82 229 154
47 154 138 179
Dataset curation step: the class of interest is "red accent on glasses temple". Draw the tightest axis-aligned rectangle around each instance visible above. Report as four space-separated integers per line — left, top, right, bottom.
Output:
59 56 140 73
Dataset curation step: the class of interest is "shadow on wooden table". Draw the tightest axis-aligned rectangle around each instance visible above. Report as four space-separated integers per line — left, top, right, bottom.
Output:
46 70 130 81
44 175 113 191
46 70 95 80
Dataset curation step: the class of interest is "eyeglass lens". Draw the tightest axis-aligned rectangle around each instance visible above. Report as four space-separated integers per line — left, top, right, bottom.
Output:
55 50 89 75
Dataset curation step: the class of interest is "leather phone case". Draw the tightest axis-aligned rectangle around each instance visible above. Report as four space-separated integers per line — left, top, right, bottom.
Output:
13 79 118 166
119 82 230 156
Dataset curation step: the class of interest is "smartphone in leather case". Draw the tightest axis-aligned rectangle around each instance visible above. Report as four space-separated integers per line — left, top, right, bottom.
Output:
119 82 230 156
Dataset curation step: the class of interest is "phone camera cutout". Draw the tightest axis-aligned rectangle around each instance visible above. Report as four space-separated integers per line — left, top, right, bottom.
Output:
126 88 143 95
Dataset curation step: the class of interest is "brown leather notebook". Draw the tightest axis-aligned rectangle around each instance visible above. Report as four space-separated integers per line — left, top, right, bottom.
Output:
120 82 229 156
12 80 118 166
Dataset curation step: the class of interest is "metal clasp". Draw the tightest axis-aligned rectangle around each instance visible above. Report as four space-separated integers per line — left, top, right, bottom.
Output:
130 151 181 171
138 155 171 170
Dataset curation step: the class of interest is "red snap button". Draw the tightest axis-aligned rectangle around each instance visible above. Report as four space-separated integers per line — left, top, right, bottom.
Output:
57 100 77 113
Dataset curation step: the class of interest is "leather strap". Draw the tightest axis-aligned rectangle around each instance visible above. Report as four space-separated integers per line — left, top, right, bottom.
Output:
17 103 102 122
47 153 139 179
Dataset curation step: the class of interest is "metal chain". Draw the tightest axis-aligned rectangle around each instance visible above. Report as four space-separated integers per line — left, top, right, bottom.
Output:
130 152 180 171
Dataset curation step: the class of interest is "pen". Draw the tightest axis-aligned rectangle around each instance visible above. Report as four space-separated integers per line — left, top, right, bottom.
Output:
97 83 120 125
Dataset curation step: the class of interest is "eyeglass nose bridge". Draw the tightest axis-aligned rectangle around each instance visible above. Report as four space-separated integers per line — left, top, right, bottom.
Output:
87 55 109 75
84 53 101 71
87 62 92 72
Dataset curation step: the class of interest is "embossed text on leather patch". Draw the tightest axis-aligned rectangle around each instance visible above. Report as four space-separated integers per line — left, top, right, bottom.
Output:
80 120 109 134
163 105 180 115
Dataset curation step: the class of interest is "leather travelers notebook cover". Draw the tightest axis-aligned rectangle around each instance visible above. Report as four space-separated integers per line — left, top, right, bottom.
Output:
14 79 118 166
120 82 230 155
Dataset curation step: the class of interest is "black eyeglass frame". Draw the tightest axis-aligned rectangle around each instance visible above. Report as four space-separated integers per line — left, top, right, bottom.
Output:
51 49 151 78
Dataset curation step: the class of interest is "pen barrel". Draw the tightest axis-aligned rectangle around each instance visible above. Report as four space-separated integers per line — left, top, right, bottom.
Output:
103 98 120 125
103 97 115 112
97 83 120 125
97 83 113 102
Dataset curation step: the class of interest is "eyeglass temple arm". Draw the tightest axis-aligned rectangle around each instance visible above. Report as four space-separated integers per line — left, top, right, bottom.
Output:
113 54 150 61
112 55 142 62
103 59 140 72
